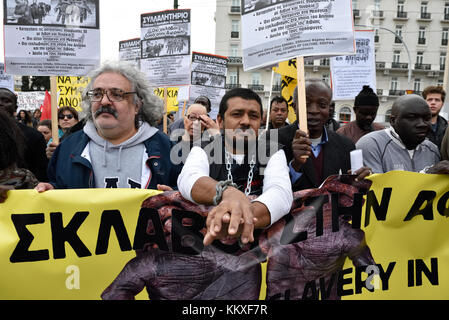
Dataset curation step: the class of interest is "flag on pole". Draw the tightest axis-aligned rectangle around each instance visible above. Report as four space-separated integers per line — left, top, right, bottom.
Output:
40 90 52 120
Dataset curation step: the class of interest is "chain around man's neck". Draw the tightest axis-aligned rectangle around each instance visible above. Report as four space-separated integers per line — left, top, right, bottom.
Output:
225 150 256 196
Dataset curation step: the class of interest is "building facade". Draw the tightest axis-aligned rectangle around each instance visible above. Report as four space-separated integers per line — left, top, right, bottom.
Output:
215 0 449 124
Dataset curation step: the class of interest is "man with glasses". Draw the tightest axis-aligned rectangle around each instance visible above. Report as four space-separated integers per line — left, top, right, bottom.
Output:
36 61 180 191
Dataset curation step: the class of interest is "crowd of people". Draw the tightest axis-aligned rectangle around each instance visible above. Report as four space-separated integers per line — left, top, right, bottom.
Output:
1 60 449 249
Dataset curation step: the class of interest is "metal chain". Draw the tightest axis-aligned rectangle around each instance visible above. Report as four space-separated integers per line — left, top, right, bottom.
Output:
225 151 256 196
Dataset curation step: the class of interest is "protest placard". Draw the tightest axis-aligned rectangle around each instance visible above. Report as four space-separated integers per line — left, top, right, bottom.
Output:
330 30 376 101
56 76 89 112
0 63 15 91
241 0 355 71
3 0 100 76
189 52 228 120
140 9 191 87
16 91 45 111
119 38 141 70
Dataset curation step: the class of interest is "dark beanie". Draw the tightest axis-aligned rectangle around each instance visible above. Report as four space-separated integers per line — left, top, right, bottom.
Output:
354 85 379 107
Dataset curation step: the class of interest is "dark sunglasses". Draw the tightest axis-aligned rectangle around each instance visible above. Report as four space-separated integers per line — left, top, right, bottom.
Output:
58 114 74 120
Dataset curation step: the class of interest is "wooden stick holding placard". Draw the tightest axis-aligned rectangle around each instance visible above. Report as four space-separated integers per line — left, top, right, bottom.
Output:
163 87 168 134
296 56 308 159
50 76 59 144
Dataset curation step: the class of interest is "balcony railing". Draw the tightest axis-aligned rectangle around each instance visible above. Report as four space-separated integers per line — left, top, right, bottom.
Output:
441 64 446 71
389 90 406 96
396 11 407 18
374 35 379 42
444 13 449 21
353 9 360 18
227 56 242 64
231 31 239 38
230 6 241 13
418 38 426 45
225 83 241 90
376 62 386 69
395 36 402 43
443 38 448 46
420 12 431 19
248 84 264 91
272 85 281 92
414 63 431 70
372 10 384 18
391 62 408 69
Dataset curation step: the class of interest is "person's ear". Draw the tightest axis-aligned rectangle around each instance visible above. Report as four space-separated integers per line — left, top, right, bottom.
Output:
217 114 224 129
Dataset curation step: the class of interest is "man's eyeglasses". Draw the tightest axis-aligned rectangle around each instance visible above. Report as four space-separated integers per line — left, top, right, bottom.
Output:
58 114 74 120
187 114 202 122
86 88 137 102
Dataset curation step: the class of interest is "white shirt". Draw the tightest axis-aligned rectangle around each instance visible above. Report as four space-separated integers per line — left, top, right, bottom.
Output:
177 146 293 226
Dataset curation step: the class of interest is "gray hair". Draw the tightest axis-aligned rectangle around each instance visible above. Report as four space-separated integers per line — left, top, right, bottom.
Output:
81 60 163 127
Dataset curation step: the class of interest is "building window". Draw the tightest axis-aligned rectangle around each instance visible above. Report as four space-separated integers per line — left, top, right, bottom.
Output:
231 20 239 38
353 0 358 9
385 109 392 123
374 29 379 42
229 71 238 84
418 26 426 44
445 2 449 20
443 28 449 46
441 52 447 71
414 78 421 94
420 1 430 18
416 51 423 65
374 0 381 11
393 50 401 64
397 0 405 12
395 25 403 43
390 77 398 91
251 72 261 85
339 107 352 123
230 44 238 57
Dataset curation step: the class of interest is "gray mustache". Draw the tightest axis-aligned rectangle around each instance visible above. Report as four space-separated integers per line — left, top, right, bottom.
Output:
94 106 118 119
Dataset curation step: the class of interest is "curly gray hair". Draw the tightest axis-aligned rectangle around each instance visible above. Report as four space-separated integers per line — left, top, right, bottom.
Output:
81 60 163 127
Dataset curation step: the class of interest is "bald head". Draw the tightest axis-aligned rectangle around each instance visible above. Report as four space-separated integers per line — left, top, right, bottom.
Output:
391 94 428 117
390 94 431 150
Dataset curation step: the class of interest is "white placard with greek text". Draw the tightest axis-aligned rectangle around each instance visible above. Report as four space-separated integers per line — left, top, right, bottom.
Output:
140 9 191 87
3 0 100 76
241 0 355 71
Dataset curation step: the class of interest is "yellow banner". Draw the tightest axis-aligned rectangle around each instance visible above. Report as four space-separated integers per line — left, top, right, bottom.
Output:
273 58 297 79
153 87 179 113
280 76 297 124
343 171 449 300
1 172 449 300
0 188 160 300
57 76 90 112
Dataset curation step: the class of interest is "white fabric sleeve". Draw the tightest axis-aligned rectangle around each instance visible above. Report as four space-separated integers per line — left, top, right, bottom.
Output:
253 149 293 226
177 146 210 203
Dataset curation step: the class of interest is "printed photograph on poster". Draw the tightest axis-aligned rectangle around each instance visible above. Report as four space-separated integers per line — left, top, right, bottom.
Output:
242 0 288 14
241 0 355 71
191 72 225 88
141 36 190 59
4 0 99 28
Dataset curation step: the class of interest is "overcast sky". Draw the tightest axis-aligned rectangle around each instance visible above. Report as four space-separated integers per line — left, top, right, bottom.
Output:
0 0 217 63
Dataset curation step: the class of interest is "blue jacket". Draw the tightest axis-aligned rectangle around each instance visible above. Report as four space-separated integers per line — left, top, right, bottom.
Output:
48 129 181 189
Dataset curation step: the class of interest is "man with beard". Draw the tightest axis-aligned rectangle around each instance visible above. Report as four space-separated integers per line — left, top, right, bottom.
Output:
177 87 293 246
35 61 180 191
356 94 449 174
277 79 372 192
336 85 384 143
